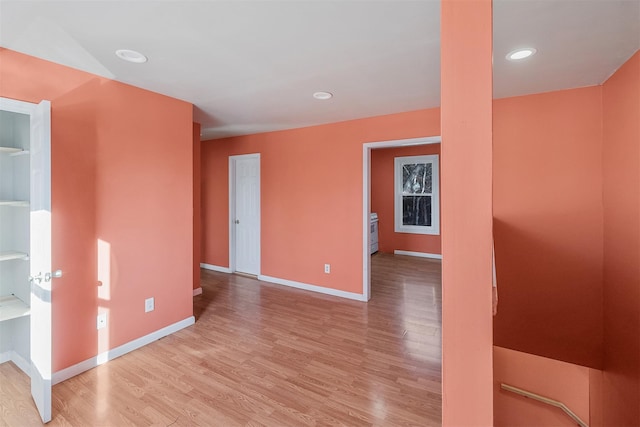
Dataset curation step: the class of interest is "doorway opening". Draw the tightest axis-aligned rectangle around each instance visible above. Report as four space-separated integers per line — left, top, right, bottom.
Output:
362 136 441 299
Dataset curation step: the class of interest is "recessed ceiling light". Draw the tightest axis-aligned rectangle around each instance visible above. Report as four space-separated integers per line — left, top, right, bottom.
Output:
313 91 333 100
115 49 148 64
506 48 537 61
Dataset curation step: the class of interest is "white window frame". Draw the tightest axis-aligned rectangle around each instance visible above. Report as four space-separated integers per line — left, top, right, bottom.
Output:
394 154 440 235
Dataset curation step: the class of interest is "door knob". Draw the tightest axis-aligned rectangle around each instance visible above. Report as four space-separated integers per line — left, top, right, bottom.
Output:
44 270 63 282
31 270 62 284
235 219 240 224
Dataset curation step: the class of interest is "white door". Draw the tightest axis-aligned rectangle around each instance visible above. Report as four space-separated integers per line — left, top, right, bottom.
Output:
29 100 52 423
231 154 260 275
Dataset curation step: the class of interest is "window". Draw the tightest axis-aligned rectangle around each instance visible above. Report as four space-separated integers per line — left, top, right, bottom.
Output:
394 155 440 235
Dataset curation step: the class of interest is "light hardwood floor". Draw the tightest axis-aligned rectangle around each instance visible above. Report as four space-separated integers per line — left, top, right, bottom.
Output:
0 253 442 426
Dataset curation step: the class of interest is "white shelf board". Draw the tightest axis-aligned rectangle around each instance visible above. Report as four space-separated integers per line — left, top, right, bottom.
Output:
0 146 26 154
0 295 30 322
0 251 29 262
0 200 29 207
9 150 29 157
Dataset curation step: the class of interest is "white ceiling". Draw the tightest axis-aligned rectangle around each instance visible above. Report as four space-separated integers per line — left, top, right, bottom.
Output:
1 1 638 139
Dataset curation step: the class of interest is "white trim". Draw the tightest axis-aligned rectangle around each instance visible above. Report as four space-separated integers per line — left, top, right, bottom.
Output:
362 146 371 301
192 287 203 296
11 350 31 375
0 350 31 375
0 97 37 115
363 136 441 301
52 316 195 385
200 262 232 273
228 153 261 275
258 275 367 302
394 250 442 260
365 136 442 147
228 157 235 272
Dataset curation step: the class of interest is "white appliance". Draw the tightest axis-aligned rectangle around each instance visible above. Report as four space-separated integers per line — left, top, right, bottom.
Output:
370 212 379 254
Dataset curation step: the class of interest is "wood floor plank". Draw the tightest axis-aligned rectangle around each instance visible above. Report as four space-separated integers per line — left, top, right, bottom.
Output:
0 253 441 426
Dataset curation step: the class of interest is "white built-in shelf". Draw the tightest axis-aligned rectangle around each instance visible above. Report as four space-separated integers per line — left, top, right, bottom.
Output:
9 150 29 157
0 251 29 262
0 146 22 153
0 200 29 207
0 147 29 157
0 146 28 155
0 295 30 322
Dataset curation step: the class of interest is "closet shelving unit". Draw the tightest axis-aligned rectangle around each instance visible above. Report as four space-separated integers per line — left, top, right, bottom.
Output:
0 110 31 327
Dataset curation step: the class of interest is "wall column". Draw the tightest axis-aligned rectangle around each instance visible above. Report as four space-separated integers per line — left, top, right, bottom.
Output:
441 0 494 424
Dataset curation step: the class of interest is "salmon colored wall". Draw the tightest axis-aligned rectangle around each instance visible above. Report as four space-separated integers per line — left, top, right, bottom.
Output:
0 48 194 371
601 50 640 425
193 122 201 291
201 109 440 293
493 346 591 426
440 0 494 424
370 144 441 255
493 86 604 369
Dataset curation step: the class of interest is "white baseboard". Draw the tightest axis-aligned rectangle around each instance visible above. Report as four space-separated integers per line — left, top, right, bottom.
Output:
258 275 367 302
0 350 31 376
193 287 203 296
199 263 366 302
11 350 30 375
52 316 195 385
200 263 232 273
394 250 442 260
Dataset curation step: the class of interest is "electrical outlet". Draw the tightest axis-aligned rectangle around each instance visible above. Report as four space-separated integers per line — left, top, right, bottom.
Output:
96 313 107 330
145 297 155 313
324 264 331 274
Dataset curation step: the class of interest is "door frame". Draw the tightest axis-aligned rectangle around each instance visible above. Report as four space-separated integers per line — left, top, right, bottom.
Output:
362 136 441 301
228 153 261 274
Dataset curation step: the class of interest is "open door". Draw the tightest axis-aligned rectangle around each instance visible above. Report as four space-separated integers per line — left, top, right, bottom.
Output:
29 100 52 423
